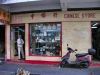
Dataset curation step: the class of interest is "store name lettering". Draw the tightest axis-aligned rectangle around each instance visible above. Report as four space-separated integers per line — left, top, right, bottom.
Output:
64 13 96 18
30 12 96 19
64 13 80 18
81 13 95 18
31 12 58 19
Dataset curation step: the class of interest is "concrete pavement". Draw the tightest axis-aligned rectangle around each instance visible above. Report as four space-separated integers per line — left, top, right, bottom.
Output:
0 62 99 75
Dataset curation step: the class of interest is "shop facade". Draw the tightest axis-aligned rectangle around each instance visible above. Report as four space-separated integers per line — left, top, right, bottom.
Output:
6 10 100 64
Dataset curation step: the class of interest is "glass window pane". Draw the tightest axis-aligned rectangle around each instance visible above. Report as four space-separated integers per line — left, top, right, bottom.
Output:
29 22 61 56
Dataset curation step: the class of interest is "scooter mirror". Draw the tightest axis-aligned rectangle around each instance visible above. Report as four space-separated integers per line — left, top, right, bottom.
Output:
75 49 78 51
67 44 68 46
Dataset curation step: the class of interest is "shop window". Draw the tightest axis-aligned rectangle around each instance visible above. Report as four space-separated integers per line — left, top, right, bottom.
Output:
29 22 61 56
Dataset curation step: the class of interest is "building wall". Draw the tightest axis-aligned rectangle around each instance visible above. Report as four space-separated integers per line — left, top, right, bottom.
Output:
62 22 91 60
9 10 100 61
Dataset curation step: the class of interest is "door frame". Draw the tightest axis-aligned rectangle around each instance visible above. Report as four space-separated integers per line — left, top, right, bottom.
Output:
10 24 25 60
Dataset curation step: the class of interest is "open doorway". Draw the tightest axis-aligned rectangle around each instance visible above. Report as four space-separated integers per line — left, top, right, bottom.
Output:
0 25 5 59
91 21 100 60
11 25 25 60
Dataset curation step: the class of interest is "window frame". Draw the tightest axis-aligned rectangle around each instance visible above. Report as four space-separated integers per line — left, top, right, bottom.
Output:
29 22 62 57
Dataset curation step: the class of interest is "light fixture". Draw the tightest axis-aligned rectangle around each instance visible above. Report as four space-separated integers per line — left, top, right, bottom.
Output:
93 23 98 26
92 27 97 28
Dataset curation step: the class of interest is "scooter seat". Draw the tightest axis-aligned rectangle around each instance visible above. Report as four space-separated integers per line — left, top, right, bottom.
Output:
76 53 88 57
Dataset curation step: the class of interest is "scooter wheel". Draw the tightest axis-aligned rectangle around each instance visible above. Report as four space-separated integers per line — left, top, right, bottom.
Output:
80 62 89 68
60 62 64 67
60 64 63 67
60 61 66 68
84 62 89 68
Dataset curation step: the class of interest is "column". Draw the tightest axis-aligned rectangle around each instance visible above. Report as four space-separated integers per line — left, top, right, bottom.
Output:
25 23 29 60
5 25 10 60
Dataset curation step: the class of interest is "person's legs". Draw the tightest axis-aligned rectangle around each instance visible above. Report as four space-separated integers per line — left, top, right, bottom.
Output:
21 47 24 59
18 47 21 59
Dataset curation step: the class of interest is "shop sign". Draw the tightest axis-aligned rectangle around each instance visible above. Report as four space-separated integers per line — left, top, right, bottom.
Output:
12 11 99 24
30 12 96 19
64 13 96 18
0 9 10 24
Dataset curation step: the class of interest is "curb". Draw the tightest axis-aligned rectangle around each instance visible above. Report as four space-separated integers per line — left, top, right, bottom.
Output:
90 63 100 68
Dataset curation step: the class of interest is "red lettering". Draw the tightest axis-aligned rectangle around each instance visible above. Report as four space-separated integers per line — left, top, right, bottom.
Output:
41 12 46 18
64 13 80 18
82 13 95 18
53 12 57 18
31 14 34 19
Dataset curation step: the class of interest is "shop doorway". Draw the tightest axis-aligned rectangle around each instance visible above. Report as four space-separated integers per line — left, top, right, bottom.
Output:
91 21 100 60
11 25 25 60
0 25 5 59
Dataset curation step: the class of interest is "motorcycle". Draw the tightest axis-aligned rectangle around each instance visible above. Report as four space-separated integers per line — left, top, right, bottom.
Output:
60 44 95 68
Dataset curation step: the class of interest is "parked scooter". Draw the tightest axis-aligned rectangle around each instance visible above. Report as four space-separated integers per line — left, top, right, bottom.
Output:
60 44 95 68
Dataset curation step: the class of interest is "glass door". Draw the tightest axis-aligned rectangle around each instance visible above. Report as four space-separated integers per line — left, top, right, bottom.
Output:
11 25 25 60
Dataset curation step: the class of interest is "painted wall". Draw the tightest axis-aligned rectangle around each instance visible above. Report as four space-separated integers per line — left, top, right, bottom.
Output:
62 22 91 61
9 10 100 61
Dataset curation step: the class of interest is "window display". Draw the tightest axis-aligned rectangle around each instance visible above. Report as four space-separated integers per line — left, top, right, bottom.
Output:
29 22 61 56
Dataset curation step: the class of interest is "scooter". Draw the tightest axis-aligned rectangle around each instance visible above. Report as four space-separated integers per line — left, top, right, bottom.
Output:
60 44 95 68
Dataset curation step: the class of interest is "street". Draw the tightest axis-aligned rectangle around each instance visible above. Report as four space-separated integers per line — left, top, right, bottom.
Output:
0 62 100 75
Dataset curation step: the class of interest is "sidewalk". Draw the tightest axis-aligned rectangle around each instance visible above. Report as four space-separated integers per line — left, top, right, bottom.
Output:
90 60 100 68
0 62 91 75
6 60 100 68
0 61 100 75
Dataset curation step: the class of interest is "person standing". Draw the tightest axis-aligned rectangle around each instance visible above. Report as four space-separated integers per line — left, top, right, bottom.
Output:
17 35 24 60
